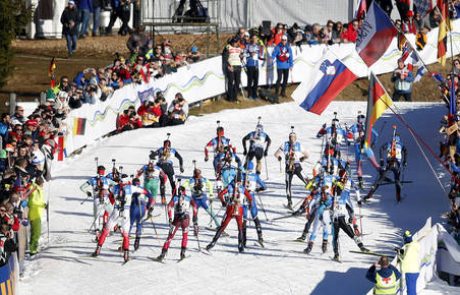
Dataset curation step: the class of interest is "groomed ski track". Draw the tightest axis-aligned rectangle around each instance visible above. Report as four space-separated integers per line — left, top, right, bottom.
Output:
20 101 450 295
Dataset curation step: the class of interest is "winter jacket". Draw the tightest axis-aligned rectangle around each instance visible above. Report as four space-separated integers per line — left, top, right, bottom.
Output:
271 43 293 70
366 264 401 295
245 43 264 68
391 68 414 93
400 240 421 274
28 184 47 221
78 0 93 11
0 122 9 143
92 0 103 8
61 7 79 35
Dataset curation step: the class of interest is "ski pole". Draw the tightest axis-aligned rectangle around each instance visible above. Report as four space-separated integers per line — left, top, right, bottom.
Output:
88 208 105 232
256 193 269 221
80 193 93 205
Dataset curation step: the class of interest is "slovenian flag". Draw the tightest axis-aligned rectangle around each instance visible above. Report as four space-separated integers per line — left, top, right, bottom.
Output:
291 54 357 115
356 1 398 67
73 117 87 136
364 72 393 148
413 65 427 83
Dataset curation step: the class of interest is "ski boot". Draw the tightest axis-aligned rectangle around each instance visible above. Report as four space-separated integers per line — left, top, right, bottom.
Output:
242 221 247 247
180 247 186 260
357 176 362 188
238 231 245 253
134 236 140 251
358 242 369 253
254 218 264 247
156 248 167 262
304 241 313 254
396 191 402 203
332 253 340 262
206 240 216 251
123 249 129 263
286 198 293 211
91 246 101 257
296 232 307 242
321 239 328 253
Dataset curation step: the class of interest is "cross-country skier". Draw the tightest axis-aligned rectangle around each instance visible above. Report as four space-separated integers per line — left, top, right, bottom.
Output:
295 165 334 241
242 119 271 174
330 165 368 262
206 176 253 253
183 166 221 228
136 161 167 206
92 177 150 262
242 161 266 247
365 127 408 202
204 124 231 175
318 116 348 175
304 183 333 254
346 112 380 188
274 128 309 209
80 165 116 240
129 178 154 251
153 136 184 204
155 185 198 262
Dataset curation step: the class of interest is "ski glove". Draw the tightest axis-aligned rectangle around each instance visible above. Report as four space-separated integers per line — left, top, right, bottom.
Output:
86 192 92 197
180 166 184 173
379 159 384 167
403 161 407 167
204 156 209 162
243 149 247 156
264 150 268 157
277 156 282 161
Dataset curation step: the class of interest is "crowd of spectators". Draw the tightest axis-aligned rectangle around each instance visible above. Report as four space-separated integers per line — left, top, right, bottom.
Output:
0 99 68 267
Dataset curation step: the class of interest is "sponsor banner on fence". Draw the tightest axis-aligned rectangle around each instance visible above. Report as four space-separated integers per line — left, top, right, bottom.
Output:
0 255 18 295
61 19 460 157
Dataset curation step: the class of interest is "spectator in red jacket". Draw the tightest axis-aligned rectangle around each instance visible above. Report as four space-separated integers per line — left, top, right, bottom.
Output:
341 20 359 43
117 106 142 133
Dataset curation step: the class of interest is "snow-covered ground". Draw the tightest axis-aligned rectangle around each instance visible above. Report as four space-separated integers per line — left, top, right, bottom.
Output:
19 101 453 295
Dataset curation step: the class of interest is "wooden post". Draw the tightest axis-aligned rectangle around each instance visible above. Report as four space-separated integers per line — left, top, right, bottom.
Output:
9 93 16 114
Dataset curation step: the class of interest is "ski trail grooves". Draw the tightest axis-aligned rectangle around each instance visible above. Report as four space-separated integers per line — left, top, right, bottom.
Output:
20 102 447 295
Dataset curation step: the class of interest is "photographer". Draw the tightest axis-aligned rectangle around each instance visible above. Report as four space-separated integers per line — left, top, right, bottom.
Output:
167 93 188 126
0 208 17 267
391 59 414 102
117 106 142 133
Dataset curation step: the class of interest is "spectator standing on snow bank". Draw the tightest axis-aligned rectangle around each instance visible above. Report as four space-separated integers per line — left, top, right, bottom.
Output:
167 93 188 126
391 59 414 102
271 35 293 98
245 35 264 99
366 255 401 295
60 1 79 57
28 177 47 256
224 38 243 102
397 231 420 295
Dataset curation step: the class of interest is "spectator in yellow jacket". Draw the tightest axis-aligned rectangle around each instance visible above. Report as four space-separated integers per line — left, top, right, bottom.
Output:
28 177 47 256
398 230 421 295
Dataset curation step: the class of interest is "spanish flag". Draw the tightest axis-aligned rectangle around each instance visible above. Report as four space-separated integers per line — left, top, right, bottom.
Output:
73 117 86 136
437 0 450 66
364 72 393 148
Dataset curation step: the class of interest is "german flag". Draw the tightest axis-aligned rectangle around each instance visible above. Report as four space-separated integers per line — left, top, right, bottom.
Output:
73 117 87 136
48 57 57 87
437 0 450 66
364 72 393 148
